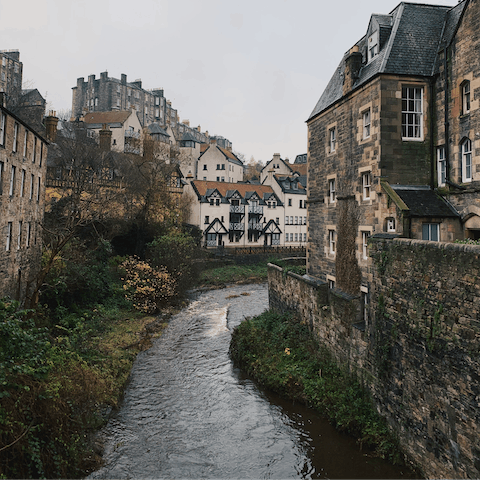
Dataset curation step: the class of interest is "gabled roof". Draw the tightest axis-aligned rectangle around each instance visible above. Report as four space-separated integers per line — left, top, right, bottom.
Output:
261 156 292 173
191 180 275 200
204 218 228 234
308 2 463 121
82 111 133 126
383 183 459 217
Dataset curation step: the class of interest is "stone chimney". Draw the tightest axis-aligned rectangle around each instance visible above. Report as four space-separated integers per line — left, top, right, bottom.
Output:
183 119 190 126
210 137 216 144
343 46 363 96
99 123 112 151
45 111 59 142
273 153 281 164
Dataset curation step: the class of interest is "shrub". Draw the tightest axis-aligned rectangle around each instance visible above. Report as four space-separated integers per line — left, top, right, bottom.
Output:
120 256 177 313
147 231 200 295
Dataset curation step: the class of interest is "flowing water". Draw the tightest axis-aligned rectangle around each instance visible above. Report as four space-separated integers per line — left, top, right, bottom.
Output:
89 283 416 479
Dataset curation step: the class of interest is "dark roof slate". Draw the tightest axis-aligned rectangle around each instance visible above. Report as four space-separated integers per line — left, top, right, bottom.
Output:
391 185 459 217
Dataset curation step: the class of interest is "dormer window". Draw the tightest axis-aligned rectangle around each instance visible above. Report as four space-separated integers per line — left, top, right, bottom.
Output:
367 31 379 62
462 81 471 115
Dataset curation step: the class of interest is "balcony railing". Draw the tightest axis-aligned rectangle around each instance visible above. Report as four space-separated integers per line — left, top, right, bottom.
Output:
230 205 245 214
248 206 263 214
124 130 140 139
229 222 245 231
248 222 263 231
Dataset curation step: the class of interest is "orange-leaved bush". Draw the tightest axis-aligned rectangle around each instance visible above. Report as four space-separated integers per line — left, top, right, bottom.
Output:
120 256 177 313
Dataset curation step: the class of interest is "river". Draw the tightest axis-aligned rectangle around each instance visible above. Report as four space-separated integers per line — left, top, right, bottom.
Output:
89 283 416 479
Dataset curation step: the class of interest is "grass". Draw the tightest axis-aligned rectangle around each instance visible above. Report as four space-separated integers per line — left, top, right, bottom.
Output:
197 263 268 286
229 310 403 464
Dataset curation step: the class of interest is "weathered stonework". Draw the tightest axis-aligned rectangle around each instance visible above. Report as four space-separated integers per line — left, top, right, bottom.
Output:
269 238 480 478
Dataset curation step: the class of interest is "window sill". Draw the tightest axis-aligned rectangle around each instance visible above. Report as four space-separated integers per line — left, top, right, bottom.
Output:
402 137 425 142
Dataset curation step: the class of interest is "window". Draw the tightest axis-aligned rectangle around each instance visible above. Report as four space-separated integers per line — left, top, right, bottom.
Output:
29 174 34 200
304 233 307 242
36 176 40 202
215 198 220 206
221 177 225 182
204 216 209 224
328 278 335 289
6 222 12 251
367 31 379 62
295 216 298 225
329 127 336 152
0 113 5 146
288 198 292 206
222 164 225 170
285 216 289 225
329 178 336 203
362 172 371 200
437 147 446 187
462 81 471 115
39 143 43 167
26 222 31 248
203 165 207 170
0 161 3 195
203 176 207 181
402 87 423 139
216 164 220 170
290 216 293 224
462 139 472 183
304 216 307 225
295 233 298 242
216 176 220 181
9 165 15 196
23 131 27 157
20 169 25 197
17 221 22 249
32 137 37 163
387 217 396 232
12 123 18 152
276 217 279 224
363 109 371 139
361 231 370 259
329 230 337 255
361 287 369 322
422 223 439 241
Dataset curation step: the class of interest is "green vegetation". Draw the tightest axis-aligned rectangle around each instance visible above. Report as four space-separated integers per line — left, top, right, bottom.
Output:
197 263 268 286
230 310 401 463
454 238 480 245
0 231 195 479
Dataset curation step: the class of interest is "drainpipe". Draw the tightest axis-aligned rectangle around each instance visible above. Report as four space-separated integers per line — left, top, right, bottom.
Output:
443 46 451 184
430 78 435 190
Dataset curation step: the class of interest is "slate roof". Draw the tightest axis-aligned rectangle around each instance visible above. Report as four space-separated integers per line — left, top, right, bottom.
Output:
294 154 307 164
274 174 307 194
82 111 133 125
147 123 169 136
191 180 275 200
308 1 465 121
390 185 459 217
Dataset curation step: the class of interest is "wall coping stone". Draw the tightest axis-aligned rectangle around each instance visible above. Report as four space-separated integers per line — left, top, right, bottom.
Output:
370 236 480 254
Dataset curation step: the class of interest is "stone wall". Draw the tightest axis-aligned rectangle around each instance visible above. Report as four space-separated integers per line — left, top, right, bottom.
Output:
268 237 480 479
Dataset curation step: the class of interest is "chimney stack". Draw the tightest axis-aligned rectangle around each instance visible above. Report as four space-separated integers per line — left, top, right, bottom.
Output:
45 111 59 142
99 123 112 151
343 46 363 95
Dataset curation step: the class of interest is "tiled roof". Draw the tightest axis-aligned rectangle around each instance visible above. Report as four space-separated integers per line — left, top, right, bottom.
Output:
390 185 459 217
191 180 274 199
308 2 462 121
82 111 133 125
291 164 307 176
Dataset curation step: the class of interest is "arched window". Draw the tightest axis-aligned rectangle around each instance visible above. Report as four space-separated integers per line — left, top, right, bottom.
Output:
461 81 471 115
461 138 472 183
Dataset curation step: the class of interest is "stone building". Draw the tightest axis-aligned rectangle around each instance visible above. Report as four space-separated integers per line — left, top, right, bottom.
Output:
0 97 50 302
306 1 476 294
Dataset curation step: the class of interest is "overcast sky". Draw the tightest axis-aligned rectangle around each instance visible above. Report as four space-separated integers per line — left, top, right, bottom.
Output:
2 0 456 163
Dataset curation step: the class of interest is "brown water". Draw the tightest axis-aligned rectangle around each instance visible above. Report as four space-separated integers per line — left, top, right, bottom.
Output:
88 283 418 479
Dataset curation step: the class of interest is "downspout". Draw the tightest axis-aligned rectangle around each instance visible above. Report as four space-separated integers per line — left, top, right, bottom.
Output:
430 78 435 190
443 46 451 184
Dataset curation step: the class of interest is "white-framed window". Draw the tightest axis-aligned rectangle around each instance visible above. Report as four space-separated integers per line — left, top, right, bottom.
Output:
0 161 3 195
26 222 31 248
329 127 336 153
329 178 336 203
9 165 15 196
387 217 396 232
20 169 25 197
367 31 379 62
0 112 5 146
295 216 298 225
17 221 22 249
290 216 293 224
462 81 471 115
437 147 446 187
304 233 307 242
36 176 40 202
29 173 34 200
39 143 43 167
363 109 371 139
422 223 439 241
362 172 371 200
304 216 307 225
204 216 209 224
328 277 335 289
295 233 298 242
32 137 37 163
328 229 337 256
6 221 12 251
285 216 289 225
361 286 369 322
12 122 18 153
23 131 27 157
288 198 292 206
361 231 370 259
402 86 423 139
461 139 472 183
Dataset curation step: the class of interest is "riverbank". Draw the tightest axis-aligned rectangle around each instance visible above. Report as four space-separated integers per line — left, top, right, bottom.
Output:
229 310 418 474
